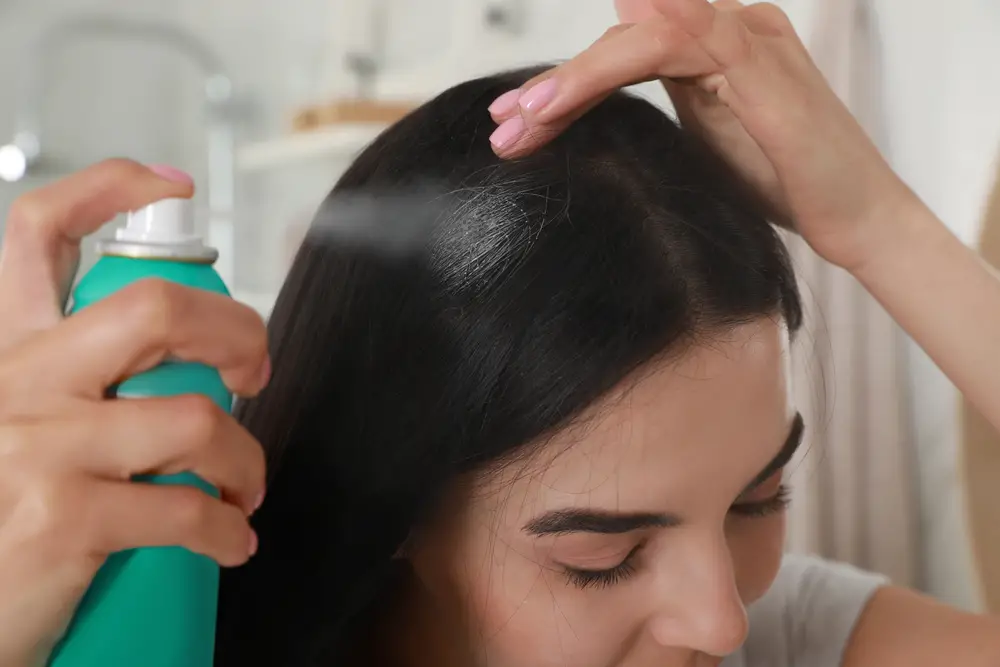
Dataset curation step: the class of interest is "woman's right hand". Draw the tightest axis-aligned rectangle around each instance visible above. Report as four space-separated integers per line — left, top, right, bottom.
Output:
0 160 269 667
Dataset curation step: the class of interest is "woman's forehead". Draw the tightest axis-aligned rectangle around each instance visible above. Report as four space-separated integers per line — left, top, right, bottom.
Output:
475 319 794 517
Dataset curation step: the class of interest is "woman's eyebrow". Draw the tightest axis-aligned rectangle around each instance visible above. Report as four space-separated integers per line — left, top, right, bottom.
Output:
523 509 680 537
741 412 805 495
522 413 805 537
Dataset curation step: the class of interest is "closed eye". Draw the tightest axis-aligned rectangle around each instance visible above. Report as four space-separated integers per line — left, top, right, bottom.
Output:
560 543 644 590
729 483 791 518
556 486 790 592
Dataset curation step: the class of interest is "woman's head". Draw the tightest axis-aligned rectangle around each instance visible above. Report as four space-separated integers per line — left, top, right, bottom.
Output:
217 66 803 667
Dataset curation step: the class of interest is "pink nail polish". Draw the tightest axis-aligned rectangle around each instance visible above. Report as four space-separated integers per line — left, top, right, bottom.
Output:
519 79 558 113
248 529 259 556
489 117 526 149
489 89 521 116
147 164 194 185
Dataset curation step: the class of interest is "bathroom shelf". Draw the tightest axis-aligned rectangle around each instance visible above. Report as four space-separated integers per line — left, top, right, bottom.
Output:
236 123 387 172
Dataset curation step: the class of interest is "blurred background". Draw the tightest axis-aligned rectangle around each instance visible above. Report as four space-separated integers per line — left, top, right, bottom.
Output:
0 0 998 616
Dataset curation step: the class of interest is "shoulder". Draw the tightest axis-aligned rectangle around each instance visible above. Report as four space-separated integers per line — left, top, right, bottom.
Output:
841 583 1000 667
735 554 1000 667
733 554 889 667
762 553 889 617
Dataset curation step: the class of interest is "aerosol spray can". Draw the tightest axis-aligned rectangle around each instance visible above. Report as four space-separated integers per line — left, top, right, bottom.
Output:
49 196 230 667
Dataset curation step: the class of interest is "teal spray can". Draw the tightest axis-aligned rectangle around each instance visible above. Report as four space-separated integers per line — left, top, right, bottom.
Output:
49 197 230 666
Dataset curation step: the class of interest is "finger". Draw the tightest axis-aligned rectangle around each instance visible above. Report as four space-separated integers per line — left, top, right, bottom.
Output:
90 481 256 566
615 0 664 22
488 24 633 124
15 278 269 400
21 397 266 514
491 20 716 158
728 2 797 39
0 160 194 348
650 0 754 67
616 0 751 22
651 0 775 95
656 0 815 148
490 116 574 159
616 0 763 112
659 0 766 128
490 20 714 158
529 20 716 124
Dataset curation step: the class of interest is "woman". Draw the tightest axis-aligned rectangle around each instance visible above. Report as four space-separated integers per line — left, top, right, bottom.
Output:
0 1 997 667
219 61 809 667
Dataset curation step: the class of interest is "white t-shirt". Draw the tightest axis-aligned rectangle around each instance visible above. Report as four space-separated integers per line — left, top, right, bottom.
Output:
721 554 889 667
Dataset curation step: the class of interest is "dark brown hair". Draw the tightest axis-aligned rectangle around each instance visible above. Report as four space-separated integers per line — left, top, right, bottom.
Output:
216 65 802 666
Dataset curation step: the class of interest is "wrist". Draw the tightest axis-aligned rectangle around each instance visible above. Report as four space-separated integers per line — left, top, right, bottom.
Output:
845 189 946 283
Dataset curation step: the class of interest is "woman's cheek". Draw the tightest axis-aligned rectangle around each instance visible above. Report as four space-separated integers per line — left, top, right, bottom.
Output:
728 514 786 605
452 538 627 666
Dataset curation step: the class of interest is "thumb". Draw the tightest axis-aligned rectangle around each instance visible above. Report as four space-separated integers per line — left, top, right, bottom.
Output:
659 0 745 115
617 0 743 22
0 160 193 350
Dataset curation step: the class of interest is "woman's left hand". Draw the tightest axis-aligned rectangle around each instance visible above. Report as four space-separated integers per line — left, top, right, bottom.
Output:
486 0 917 274
489 1 1000 534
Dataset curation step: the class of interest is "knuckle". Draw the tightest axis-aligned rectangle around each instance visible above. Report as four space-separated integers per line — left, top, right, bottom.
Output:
19 475 85 547
732 24 757 64
725 13 757 60
175 394 225 450
235 302 268 356
751 3 793 31
0 423 33 460
95 157 146 181
120 278 183 339
645 20 679 61
172 487 215 534
6 191 50 237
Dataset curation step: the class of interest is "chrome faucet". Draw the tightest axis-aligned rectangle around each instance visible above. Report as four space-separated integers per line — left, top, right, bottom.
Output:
0 14 241 284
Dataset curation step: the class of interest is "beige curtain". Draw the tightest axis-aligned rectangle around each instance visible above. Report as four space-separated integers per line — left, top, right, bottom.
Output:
782 0 921 589
961 162 1000 612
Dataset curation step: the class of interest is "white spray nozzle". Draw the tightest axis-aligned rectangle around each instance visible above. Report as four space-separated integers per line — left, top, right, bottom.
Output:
116 198 202 246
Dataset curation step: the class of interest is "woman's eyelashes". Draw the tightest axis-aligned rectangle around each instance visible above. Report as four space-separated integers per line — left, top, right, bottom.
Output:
729 483 791 519
557 484 792 590
561 543 644 590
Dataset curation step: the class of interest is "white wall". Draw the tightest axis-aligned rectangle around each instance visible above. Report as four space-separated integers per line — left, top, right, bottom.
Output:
873 0 1000 610
0 0 997 609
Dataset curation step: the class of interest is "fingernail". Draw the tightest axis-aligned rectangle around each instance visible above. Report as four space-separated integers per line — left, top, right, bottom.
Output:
519 79 558 113
489 117 526 149
488 89 521 116
258 357 272 388
248 529 259 556
147 164 194 185
253 490 265 513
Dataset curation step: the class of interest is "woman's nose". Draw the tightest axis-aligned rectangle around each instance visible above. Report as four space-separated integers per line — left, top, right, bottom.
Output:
645 541 750 657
